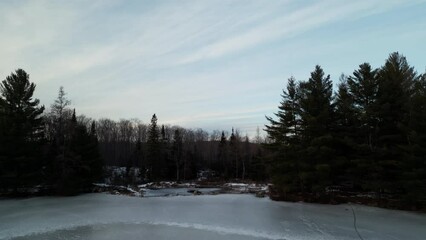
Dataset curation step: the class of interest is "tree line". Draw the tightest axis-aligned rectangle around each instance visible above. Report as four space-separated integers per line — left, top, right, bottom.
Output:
0 71 266 196
91 114 266 184
265 52 426 209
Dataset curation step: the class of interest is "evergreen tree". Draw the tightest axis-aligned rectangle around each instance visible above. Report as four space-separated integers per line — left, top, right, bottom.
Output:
159 124 173 179
229 128 240 178
299 65 334 141
375 52 417 194
332 75 359 188
55 112 103 195
0 69 45 193
346 63 379 190
147 114 161 180
218 131 229 178
347 63 379 149
403 71 426 206
265 77 300 146
263 52 425 208
172 128 183 181
248 147 267 181
265 77 303 195
297 66 334 193
161 125 166 141
334 75 357 135
88 121 103 183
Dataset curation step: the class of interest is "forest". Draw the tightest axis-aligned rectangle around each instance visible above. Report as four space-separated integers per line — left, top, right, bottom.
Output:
265 52 426 210
0 52 425 210
0 72 266 196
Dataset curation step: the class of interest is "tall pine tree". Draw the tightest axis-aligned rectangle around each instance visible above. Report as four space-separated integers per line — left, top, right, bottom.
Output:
265 77 302 195
0 69 45 193
298 65 335 193
375 52 417 195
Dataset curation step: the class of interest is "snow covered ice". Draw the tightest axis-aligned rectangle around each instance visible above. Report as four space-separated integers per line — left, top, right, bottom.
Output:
1 194 425 240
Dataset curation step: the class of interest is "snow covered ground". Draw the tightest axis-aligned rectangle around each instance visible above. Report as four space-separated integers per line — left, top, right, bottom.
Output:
1 194 425 240
93 181 268 197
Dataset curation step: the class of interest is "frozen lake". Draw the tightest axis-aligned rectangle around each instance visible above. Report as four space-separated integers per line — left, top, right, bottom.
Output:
1 193 425 240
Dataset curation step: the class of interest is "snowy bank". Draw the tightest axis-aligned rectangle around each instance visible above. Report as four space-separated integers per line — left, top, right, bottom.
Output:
93 181 270 198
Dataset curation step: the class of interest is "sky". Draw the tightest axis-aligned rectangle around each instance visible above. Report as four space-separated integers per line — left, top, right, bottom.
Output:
1 0 425 137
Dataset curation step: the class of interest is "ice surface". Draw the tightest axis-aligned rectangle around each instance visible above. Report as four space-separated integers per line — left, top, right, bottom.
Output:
1 194 425 240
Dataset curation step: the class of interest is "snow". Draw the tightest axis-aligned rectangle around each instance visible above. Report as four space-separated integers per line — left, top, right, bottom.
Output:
92 183 111 188
0 194 425 240
224 182 269 194
142 188 220 197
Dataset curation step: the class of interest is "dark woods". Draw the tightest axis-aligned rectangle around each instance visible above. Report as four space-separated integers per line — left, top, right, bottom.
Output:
0 73 266 196
94 116 265 184
1 52 425 211
0 78 102 196
265 52 426 210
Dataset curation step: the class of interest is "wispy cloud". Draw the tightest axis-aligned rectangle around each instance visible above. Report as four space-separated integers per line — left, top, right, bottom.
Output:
1 0 425 136
177 0 420 65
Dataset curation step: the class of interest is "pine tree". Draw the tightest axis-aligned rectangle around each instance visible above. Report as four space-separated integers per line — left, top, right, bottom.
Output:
335 75 357 135
298 65 334 193
0 69 45 193
404 71 426 207
265 77 303 195
299 65 334 141
265 77 300 146
346 63 380 190
374 52 418 195
347 63 379 149
332 75 359 189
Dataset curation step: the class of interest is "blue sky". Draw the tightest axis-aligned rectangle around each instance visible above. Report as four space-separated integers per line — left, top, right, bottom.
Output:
1 0 425 137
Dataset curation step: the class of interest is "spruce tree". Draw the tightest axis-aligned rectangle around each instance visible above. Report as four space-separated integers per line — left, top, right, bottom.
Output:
229 128 239 178
218 131 229 178
88 121 103 183
147 114 160 180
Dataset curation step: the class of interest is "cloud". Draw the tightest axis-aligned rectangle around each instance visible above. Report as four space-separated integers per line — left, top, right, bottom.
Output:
1 0 425 137
176 0 420 65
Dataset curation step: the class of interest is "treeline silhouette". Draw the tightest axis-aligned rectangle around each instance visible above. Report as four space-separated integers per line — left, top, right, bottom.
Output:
0 73 266 196
1 51 425 210
265 52 426 210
